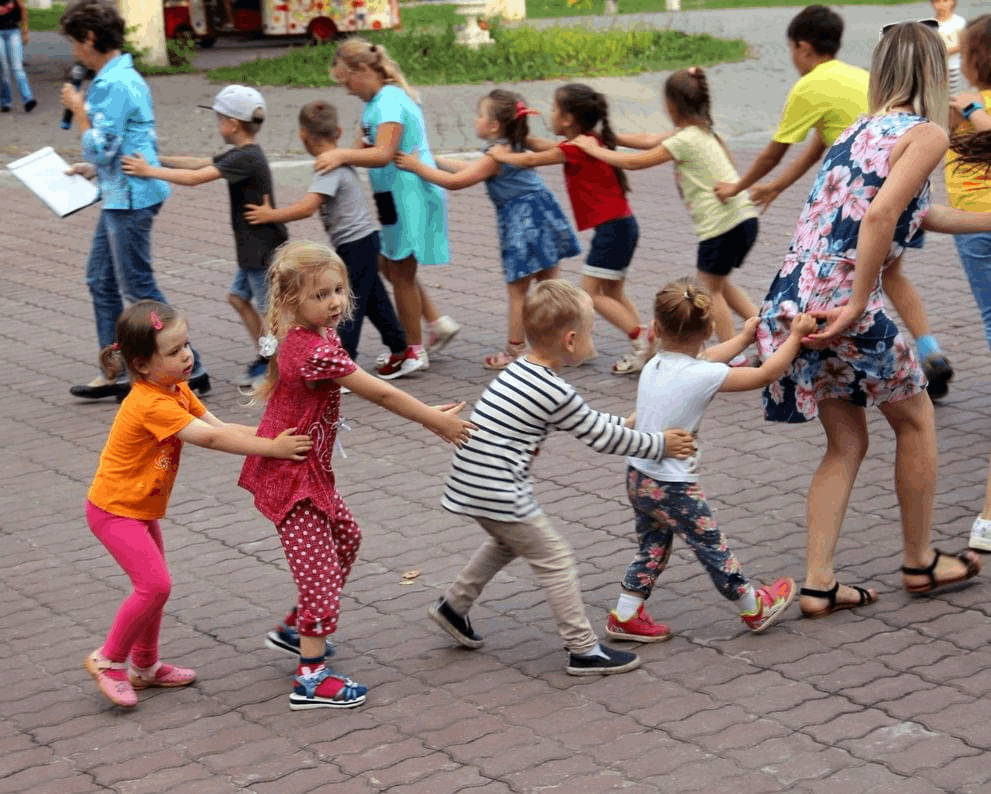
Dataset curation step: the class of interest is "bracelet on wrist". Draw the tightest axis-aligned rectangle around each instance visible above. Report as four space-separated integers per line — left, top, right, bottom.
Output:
961 101 985 121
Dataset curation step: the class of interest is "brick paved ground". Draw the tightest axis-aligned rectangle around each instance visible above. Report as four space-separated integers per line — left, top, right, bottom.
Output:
3 136 991 793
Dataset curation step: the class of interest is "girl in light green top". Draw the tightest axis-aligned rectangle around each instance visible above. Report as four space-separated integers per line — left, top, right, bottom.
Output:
572 68 758 350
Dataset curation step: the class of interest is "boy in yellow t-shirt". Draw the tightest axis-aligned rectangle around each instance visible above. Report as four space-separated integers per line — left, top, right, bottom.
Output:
714 5 953 399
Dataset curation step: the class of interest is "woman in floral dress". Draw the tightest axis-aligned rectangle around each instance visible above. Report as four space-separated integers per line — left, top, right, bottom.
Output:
757 22 991 618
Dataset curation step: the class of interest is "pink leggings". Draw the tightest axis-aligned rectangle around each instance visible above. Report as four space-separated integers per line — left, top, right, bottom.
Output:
87 501 171 667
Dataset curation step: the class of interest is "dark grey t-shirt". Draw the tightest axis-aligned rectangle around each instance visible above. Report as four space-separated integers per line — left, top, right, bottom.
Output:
309 166 378 249
213 144 289 271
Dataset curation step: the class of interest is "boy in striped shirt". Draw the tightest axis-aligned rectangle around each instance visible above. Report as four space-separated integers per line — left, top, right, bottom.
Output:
430 280 694 675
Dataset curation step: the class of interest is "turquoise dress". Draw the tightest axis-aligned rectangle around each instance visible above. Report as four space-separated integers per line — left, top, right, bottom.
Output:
362 85 449 265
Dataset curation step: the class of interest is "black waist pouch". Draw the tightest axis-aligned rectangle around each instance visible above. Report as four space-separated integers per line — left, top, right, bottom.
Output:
373 191 398 226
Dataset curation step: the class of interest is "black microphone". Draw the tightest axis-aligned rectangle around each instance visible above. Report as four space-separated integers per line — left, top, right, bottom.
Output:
61 63 87 130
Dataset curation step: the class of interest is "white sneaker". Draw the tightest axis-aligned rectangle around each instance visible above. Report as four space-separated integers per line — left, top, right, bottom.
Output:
427 316 460 353
612 327 652 376
969 517 991 552
377 347 428 380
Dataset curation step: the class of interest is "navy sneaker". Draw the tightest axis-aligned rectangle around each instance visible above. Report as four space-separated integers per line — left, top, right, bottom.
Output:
238 356 270 389
265 617 335 658
428 599 483 648
565 645 640 676
922 353 953 400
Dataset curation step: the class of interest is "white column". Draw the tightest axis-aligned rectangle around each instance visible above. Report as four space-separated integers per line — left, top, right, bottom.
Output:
119 0 168 67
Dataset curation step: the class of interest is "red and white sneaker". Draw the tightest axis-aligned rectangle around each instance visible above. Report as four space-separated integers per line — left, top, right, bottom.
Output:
605 604 672 643
129 661 197 690
376 347 428 380
740 577 796 633
427 315 460 353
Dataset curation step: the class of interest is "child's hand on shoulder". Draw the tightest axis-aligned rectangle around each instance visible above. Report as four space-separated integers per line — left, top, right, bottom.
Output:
664 429 695 459
487 144 511 163
570 134 600 153
244 194 274 225
271 427 313 460
121 153 150 177
314 150 345 175
790 312 818 339
427 402 476 447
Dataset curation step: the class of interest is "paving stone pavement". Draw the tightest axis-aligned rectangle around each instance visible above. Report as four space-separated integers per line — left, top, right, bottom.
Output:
4 6 991 793
4 134 991 792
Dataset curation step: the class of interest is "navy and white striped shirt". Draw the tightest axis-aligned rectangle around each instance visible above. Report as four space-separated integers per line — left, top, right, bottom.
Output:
441 359 666 521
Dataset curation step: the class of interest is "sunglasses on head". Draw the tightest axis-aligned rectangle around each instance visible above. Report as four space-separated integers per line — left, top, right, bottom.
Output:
879 19 940 39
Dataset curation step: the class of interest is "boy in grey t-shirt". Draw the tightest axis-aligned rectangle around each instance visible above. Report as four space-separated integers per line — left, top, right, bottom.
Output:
244 101 410 377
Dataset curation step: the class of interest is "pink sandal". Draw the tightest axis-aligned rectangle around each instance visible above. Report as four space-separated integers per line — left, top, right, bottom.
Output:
129 661 197 690
484 342 526 370
85 649 138 707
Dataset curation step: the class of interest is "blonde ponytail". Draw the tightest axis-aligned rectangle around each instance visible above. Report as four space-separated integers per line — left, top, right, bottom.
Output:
332 38 420 103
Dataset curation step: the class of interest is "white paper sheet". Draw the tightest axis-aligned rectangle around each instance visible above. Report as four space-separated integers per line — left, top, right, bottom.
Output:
7 146 100 218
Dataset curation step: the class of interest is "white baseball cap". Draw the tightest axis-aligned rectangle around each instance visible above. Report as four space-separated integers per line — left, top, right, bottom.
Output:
199 85 266 122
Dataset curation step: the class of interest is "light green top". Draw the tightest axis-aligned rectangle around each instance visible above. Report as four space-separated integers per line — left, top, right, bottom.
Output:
662 125 757 241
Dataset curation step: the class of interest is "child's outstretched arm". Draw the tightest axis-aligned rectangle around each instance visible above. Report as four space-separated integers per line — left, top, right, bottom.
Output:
122 153 221 186
525 135 558 152
750 133 827 212
920 204 991 235
245 193 323 226
395 149 498 189
704 317 759 364
336 368 475 446
570 135 673 171
177 414 312 460
614 131 672 150
159 155 214 169
434 155 474 173
488 144 565 168
313 123 403 174
714 140 790 203
718 314 817 392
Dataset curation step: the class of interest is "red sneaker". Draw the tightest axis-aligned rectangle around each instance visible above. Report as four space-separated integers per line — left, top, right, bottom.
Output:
376 347 428 380
605 604 672 643
740 577 796 633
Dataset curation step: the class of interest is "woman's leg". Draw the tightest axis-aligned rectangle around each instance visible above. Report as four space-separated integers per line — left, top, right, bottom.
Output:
953 233 991 351
0 31 15 109
801 399 872 609
85 210 125 350
879 391 976 585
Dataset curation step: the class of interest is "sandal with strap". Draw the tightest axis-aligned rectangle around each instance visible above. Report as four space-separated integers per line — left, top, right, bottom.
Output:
799 581 877 618
129 661 197 690
902 548 982 594
484 343 526 371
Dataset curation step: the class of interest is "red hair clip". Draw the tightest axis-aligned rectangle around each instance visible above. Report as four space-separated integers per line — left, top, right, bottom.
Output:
513 101 540 120
110 342 120 351
149 311 163 331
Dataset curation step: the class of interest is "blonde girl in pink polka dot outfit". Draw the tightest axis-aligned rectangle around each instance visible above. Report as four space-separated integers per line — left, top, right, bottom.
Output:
239 240 474 710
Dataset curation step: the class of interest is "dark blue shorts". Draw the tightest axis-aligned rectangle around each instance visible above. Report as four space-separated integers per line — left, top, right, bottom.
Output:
583 215 639 281
696 217 758 277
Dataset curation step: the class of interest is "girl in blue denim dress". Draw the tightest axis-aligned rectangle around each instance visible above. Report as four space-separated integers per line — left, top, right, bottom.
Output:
397 89 581 369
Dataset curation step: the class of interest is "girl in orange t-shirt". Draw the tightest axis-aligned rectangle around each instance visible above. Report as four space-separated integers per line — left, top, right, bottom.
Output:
84 300 312 708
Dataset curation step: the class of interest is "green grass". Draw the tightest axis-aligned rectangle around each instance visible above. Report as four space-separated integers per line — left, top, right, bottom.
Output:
403 0 915 17
27 3 66 32
206 24 748 86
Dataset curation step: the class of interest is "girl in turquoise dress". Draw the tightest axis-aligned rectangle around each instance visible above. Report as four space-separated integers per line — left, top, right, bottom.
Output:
316 38 456 379
396 89 581 369
757 23 991 618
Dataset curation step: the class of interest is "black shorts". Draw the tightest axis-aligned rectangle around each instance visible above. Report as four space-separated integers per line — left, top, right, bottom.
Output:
696 217 758 277
583 215 639 281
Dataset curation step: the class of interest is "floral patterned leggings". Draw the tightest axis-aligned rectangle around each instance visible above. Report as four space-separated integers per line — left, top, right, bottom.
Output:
623 467 750 603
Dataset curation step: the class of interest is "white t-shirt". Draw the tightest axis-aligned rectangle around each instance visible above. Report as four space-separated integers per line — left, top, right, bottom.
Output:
628 352 729 483
939 14 966 71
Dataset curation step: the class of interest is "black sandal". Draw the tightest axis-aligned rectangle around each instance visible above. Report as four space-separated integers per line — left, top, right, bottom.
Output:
799 581 877 618
902 548 981 594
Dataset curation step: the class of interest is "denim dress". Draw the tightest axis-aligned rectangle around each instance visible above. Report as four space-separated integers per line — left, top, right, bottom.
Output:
482 141 581 283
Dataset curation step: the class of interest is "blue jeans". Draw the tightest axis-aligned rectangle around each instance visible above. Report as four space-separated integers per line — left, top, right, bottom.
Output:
0 28 34 108
86 203 205 374
954 232 991 351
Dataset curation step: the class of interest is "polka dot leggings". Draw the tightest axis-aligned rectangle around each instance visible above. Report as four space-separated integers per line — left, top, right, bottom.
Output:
276 498 361 637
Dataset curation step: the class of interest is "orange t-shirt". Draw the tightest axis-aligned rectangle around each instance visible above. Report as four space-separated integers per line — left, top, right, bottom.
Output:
88 380 206 520
946 88 991 212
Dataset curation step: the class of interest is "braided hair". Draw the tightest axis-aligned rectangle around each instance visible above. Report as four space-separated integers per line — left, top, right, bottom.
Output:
555 83 630 195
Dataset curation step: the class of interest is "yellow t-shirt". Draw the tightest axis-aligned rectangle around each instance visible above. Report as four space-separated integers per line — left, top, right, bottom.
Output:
946 89 991 212
88 380 206 520
661 125 757 241
775 60 869 147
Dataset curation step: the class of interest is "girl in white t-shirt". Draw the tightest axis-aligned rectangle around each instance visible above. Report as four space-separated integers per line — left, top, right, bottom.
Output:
571 68 759 360
606 278 816 641
932 0 966 93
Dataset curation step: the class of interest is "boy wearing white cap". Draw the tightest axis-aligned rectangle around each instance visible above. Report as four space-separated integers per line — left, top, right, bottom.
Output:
122 85 289 389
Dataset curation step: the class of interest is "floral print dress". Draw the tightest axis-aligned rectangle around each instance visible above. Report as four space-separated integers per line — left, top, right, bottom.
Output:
756 113 930 424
